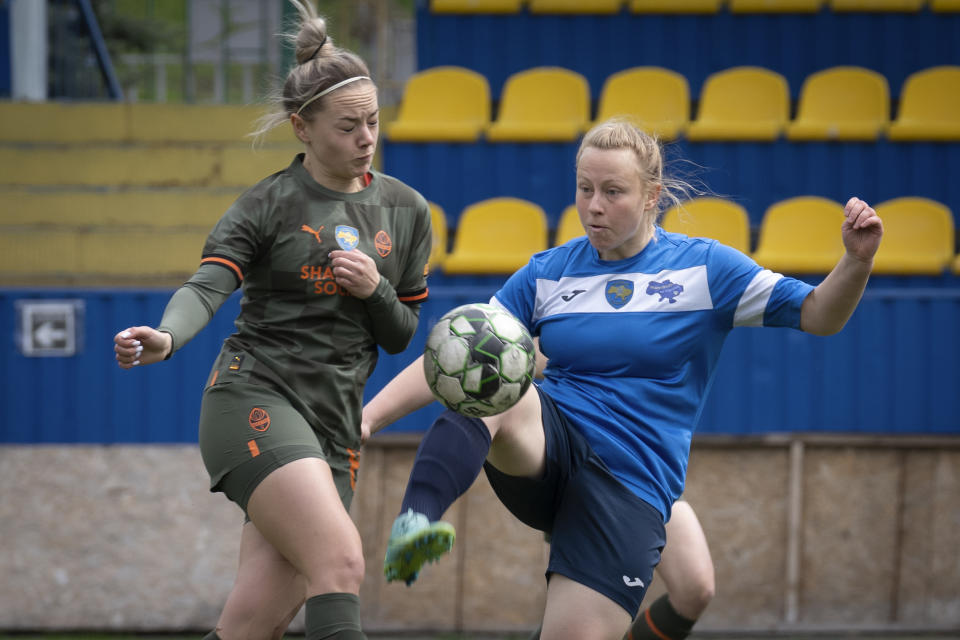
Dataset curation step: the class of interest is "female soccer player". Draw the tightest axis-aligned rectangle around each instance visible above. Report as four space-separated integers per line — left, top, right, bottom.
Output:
113 2 431 638
362 118 883 639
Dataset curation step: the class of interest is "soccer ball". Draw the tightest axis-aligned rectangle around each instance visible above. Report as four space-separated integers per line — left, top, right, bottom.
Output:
423 303 536 418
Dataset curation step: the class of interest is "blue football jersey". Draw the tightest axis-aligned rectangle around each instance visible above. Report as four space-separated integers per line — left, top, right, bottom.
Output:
492 228 814 520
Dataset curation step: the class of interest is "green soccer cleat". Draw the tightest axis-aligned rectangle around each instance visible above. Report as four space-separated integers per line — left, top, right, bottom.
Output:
383 509 456 586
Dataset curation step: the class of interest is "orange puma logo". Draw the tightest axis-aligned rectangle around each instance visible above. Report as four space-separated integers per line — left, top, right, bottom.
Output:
301 224 324 243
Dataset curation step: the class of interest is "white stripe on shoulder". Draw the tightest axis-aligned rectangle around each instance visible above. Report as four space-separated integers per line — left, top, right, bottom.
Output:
733 269 784 327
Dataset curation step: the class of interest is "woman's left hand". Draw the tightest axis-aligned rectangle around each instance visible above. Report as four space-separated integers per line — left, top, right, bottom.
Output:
841 196 884 263
330 249 381 299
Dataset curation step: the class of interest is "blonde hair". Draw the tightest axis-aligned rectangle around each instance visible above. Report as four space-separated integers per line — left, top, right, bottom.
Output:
576 118 700 222
250 0 373 144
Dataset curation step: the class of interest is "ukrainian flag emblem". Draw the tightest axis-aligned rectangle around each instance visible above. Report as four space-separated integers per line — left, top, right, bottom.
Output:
335 225 359 251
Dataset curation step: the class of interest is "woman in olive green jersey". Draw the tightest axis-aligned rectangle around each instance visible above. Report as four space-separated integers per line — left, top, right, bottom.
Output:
113 2 431 638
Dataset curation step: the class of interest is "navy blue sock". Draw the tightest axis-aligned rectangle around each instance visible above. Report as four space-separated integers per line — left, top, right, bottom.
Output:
400 410 492 521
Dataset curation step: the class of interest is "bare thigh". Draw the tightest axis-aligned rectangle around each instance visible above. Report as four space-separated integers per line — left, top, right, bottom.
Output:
216 521 305 640
246 457 365 596
541 574 631 640
656 500 715 619
484 383 546 478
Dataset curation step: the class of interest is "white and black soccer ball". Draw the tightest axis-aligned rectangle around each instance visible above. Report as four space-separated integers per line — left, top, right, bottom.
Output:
423 303 536 418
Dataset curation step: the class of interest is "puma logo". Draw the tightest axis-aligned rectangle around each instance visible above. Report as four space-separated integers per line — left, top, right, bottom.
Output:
561 289 587 302
301 224 324 244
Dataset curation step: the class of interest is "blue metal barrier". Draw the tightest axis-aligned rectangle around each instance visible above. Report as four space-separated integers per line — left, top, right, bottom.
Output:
1 280 958 444
416 7 960 101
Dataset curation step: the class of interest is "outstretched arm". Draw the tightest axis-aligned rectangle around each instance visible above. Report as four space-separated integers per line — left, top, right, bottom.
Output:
361 354 436 442
800 197 883 336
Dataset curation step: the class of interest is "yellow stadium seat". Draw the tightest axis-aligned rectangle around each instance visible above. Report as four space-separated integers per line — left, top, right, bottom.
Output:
685 67 790 141
443 198 548 273
0 101 128 143
529 0 624 13
729 0 824 11
661 197 752 254
931 0 960 10
594 67 690 140
554 204 584 245
751 196 846 274
386 67 491 142
786 66 889 141
0 188 236 228
486 67 591 142
953 253 960 275
829 0 924 9
629 0 722 12
887 66 960 141
429 202 449 270
431 0 523 11
0 228 206 284
127 104 292 144
872 197 955 275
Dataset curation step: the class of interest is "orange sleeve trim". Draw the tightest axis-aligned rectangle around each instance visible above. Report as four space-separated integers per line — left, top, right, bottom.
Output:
201 256 244 282
398 288 429 303
247 440 261 458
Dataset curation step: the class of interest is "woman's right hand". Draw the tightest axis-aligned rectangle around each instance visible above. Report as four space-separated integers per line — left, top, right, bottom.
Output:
114 326 172 369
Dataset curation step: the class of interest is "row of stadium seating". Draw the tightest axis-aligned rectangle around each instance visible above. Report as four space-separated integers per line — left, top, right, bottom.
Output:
2 189 954 285
427 195 960 276
428 0 960 13
387 64 960 142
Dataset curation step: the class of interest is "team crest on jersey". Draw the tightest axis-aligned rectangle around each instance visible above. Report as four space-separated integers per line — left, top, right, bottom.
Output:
605 279 634 309
375 230 392 257
646 279 684 304
335 225 359 251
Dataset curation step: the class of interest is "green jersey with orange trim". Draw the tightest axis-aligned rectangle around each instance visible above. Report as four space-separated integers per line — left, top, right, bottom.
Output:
195 154 431 448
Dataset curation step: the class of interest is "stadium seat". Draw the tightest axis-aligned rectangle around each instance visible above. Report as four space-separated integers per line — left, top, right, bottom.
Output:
127 104 292 144
386 67 491 142
931 0 960 10
829 0 924 9
954 253 960 275
0 228 206 284
554 204 584 245
443 198 548 273
529 0 624 12
871 197 955 275
593 67 690 140
729 0 824 11
751 196 846 273
429 202 449 270
685 67 790 141
887 66 960 141
660 197 752 254
0 101 127 143
486 67 591 142
629 0 722 12
786 66 890 141
430 0 523 12
0 188 235 228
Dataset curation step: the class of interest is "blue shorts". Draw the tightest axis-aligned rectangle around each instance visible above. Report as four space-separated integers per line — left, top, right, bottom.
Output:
483 386 666 615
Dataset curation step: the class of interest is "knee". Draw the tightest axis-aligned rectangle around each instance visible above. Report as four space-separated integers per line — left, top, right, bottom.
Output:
672 576 715 619
321 546 366 592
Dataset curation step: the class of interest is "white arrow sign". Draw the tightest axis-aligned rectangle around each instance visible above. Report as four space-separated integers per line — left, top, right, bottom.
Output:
34 321 68 348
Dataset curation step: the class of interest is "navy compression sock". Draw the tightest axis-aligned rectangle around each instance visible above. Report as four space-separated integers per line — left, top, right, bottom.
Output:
400 410 492 521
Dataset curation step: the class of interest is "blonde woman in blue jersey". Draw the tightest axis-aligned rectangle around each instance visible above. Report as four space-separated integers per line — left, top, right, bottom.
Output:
113 2 431 639
362 118 883 640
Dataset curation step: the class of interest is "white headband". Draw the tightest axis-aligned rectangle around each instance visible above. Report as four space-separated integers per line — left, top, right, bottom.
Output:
296 76 371 116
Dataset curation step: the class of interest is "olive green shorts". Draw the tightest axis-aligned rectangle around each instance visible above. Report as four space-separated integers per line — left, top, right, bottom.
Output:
198 381 359 514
